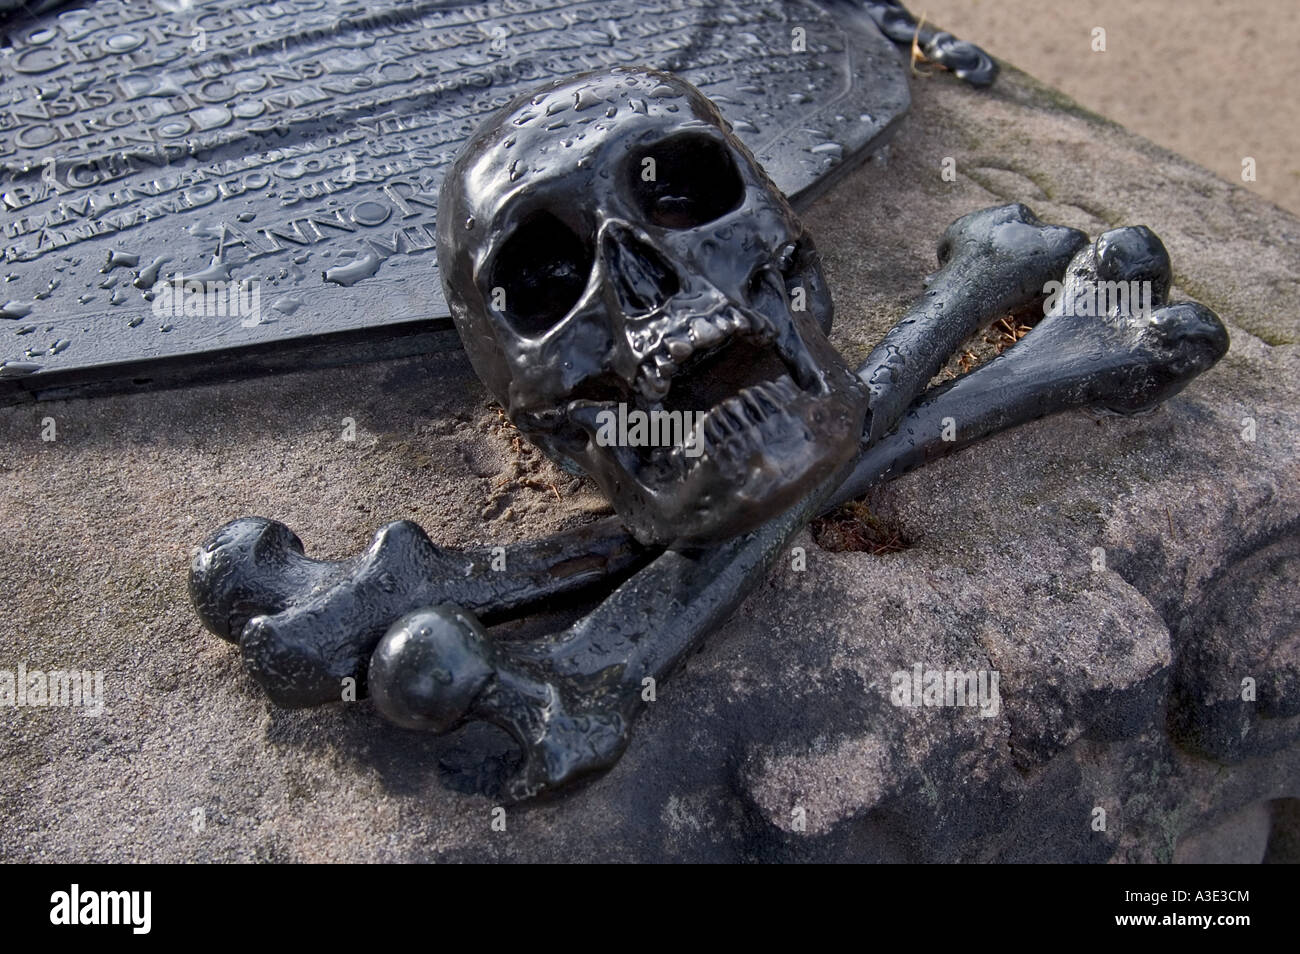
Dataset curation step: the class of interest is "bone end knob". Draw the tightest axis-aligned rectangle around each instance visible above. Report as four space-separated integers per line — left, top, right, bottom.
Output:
369 604 496 733
189 517 307 643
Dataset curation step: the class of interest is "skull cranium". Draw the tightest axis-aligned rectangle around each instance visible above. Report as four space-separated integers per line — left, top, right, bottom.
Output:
437 66 866 546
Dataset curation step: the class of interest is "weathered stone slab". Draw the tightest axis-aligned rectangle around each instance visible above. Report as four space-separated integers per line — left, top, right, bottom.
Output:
0 0 908 403
0 57 1296 861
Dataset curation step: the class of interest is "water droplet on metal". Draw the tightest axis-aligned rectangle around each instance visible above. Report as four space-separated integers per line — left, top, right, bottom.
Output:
102 250 140 272
323 249 383 287
810 142 843 159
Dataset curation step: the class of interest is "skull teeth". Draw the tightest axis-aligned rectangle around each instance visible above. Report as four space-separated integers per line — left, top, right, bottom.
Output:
636 307 766 391
690 315 725 349
697 375 799 449
654 373 805 477
635 367 670 402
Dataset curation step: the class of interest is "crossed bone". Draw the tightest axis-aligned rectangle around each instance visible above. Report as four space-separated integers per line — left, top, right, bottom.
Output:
190 204 1227 800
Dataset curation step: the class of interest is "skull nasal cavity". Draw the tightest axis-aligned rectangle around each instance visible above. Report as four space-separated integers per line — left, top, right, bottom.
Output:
602 223 680 316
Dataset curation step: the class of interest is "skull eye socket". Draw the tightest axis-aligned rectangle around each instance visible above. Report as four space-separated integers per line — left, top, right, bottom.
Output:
629 133 744 229
489 211 593 336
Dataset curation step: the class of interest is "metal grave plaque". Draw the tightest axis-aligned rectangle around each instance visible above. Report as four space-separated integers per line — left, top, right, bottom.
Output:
0 0 910 403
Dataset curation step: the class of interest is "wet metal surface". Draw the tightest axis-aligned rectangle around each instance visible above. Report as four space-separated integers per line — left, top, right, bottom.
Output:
437 66 867 546
0 0 911 403
191 192 1230 799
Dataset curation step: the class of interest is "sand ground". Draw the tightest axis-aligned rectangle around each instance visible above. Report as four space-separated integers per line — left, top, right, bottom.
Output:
919 0 1300 215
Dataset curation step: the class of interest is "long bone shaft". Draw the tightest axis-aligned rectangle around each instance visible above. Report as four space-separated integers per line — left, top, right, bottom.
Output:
857 203 1087 443
191 514 648 707
830 225 1231 507
368 463 852 801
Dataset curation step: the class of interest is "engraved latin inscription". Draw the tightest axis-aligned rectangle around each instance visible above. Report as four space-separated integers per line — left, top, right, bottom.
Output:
0 0 906 390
